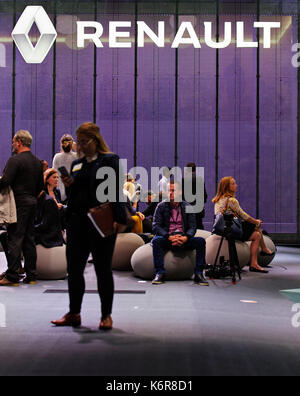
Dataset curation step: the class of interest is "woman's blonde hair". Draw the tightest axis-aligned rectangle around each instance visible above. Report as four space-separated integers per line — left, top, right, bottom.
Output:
76 122 112 156
212 176 235 203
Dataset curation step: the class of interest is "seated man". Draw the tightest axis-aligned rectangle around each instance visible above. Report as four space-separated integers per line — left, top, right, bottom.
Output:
151 181 208 286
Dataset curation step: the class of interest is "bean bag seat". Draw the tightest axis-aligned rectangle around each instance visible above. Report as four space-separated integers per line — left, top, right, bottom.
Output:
0 230 7 252
246 234 276 267
131 243 196 280
36 244 67 280
195 230 212 239
112 233 145 271
205 234 250 269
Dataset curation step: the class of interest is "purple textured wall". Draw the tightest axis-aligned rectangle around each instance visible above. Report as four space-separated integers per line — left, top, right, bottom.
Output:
0 6 298 234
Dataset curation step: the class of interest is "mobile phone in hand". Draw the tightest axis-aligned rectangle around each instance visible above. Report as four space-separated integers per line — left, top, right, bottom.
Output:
58 166 70 178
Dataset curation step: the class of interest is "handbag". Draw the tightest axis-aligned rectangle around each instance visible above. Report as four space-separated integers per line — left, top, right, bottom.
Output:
212 198 243 240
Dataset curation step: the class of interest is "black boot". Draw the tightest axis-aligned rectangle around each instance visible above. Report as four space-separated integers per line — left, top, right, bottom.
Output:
194 273 209 286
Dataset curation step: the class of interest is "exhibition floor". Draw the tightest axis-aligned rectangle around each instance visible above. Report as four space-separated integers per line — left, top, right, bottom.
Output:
0 247 300 376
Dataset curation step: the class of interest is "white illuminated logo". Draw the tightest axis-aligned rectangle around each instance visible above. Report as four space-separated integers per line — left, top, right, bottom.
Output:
11 6 57 64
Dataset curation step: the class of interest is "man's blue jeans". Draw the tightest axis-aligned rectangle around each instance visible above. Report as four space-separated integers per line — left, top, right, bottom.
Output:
152 236 206 275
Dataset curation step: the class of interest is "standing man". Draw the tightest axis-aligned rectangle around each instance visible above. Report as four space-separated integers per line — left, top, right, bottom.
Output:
158 166 171 199
151 181 208 286
182 162 207 230
0 130 44 286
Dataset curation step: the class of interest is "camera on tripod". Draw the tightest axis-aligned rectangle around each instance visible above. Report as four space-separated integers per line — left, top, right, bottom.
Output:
207 212 242 284
222 213 235 235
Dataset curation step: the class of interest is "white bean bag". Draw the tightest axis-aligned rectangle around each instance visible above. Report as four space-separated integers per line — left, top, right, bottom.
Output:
246 234 276 267
0 230 6 252
131 243 196 280
112 233 145 271
36 244 67 280
195 230 212 239
205 234 250 269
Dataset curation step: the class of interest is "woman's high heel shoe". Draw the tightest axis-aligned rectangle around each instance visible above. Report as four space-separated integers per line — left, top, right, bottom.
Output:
260 250 274 256
249 267 268 274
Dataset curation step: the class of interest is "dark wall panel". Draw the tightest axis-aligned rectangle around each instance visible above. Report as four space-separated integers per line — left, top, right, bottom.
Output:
55 13 94 165
14 15 54 165
259 16 297 233
96 14 135 172
0 14 13 171
218 16 257 221
137 14 175 190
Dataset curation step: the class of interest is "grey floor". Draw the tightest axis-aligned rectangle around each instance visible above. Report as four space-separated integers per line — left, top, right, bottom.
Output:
0 246 300 376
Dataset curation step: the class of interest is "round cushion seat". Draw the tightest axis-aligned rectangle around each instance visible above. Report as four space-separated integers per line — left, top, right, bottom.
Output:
112 233 145 271
205 234 250 268
36 244 67 280
195 230 212 239
131 243 197 280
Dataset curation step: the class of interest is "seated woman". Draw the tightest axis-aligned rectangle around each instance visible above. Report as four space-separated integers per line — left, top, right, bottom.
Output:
44 168 63 208
212 177 273 274
35 191 64 248
123 186 144 234
123 174 139 209
44 168 67 230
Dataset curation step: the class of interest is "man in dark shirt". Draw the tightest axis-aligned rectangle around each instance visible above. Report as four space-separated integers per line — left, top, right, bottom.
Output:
142 190 160 233
0 130 43 286
182 162 207 230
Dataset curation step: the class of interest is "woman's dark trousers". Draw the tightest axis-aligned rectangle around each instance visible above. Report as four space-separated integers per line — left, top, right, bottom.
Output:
66 214 117 318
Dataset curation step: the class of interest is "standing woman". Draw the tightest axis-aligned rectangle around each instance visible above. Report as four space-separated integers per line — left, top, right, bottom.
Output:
52 134 77 204
52 122 127 330
213 177 273 274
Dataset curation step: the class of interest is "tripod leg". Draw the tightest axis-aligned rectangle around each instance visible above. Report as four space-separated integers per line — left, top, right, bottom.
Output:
213 236 225 271
227 237 241 283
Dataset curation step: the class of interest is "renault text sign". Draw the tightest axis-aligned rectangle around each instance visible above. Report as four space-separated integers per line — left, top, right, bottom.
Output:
11 6 57 64
12 5 282 64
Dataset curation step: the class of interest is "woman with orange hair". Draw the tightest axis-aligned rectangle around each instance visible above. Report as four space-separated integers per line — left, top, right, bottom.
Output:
213 177 273 274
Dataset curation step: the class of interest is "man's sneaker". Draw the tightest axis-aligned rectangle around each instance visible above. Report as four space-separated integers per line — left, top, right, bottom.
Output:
0 277 20 287
152 273 165 285
194 273 209 286
22 277 37 285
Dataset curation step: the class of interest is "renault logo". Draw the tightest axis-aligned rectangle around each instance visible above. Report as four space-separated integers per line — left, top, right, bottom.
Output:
11 6 57 64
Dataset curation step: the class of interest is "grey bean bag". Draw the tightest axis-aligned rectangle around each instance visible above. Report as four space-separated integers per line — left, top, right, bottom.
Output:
131 243 196 280
112 233 145 271
205 234 250 269
36 244 67 280
195 229 212 239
